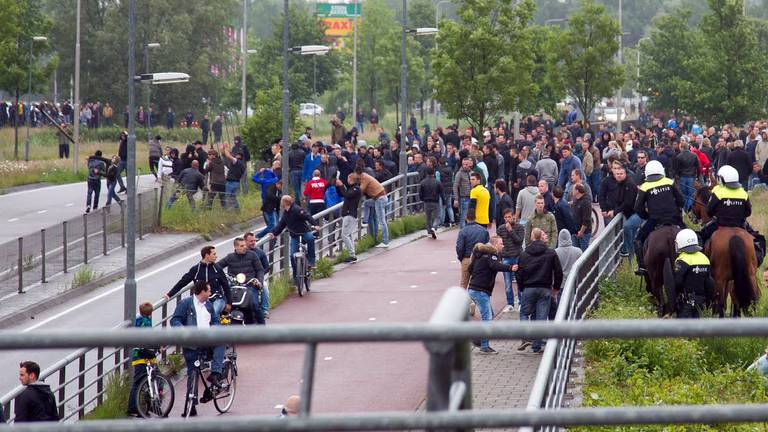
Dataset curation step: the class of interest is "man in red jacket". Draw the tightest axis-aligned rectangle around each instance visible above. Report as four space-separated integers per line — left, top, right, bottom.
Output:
303 169 328 215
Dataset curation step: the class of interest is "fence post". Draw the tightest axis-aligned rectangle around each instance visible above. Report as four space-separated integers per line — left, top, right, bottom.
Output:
299 342 317 417
400 176 407 217
138 193 144 240
97 347 104 405
120 201 126 248
78 354 86 419
41 229 46 283
57 368 66 420
83 214 88 264
63 221 68 273
17 237 23 294
102 207 108 256
154 187 160 228
357 201 363 241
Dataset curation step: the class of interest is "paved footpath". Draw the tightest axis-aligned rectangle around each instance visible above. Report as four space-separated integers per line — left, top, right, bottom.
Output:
178 228 541 422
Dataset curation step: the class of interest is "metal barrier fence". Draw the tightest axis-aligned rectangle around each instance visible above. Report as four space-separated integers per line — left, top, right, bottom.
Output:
521 214 625 432
0 188 159 296
0 172 423 423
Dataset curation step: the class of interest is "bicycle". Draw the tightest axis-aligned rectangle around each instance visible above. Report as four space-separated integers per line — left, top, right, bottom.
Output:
288 229 315 297
182 314 238 417
135 353 175 419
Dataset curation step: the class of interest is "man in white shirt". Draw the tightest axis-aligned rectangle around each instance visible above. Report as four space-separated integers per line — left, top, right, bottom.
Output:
171 281 225 416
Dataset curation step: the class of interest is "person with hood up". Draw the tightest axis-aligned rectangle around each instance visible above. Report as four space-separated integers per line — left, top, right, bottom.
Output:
515 175 539 233
467 237 515 355
555 229 582 287
15 361 60 422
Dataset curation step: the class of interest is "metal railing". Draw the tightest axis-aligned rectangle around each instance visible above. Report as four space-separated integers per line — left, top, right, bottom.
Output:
522 214 626 432
0 188 159 295
0 172 423 423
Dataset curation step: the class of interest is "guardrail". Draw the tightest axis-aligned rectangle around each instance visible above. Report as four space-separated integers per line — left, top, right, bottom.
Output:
521 214 625 432
0 172 423 423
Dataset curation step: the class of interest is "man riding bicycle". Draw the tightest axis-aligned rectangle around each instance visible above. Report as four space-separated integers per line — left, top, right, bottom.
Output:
170 281 226 417
268 195 319 269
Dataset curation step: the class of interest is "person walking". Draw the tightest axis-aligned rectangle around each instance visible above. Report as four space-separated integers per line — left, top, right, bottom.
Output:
222 143 246 209
555 229 582 287
467 239 514 354
419 167 442 239
148 135 162 180
516 228 563 353
203 149 227 209
86 150 107 213
14 361 60 422
469 172 491 227
104 155 123 208
336 176 362 263
116 131 128 193
494 179 515 229
167 160 206 211
455 210 490 288
525 194 558 249
515 175 539 233
453 158 473 227
570 184 593 251
57 123 70 159
497 208 524 312
256 176 282 239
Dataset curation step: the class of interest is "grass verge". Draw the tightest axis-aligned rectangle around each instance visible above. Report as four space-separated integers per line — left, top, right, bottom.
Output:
70 265 96 289
159 190 262 239
82 372 130 420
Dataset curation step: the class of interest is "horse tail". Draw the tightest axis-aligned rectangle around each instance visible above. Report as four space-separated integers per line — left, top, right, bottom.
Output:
729 235 754 308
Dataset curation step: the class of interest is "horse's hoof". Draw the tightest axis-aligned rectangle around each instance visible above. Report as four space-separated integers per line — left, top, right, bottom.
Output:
662 313 673 319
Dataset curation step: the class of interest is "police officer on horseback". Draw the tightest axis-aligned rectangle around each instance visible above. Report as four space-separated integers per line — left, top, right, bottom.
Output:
699 165 764 265
673 229 714 318
634 160 685 276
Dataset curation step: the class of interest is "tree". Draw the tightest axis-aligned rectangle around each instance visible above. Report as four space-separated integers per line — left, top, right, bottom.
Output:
551 0 624 122
408 0 436 121
638 9 699 113
522 25 566 115
240 79 304 161
432 0 537 133
250 3 340 105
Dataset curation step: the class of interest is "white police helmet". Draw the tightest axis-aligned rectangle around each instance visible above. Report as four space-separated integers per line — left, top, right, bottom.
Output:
645 160 665 179
717 165 740 188
675 228 701 253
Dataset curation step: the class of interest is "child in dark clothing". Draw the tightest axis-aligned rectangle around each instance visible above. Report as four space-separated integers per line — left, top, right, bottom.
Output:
127 302 155 417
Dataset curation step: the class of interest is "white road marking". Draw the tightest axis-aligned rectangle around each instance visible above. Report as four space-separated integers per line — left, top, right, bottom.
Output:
323 356 333 361
430 271 437 275
368 317 376 321
410 285 418 288
389 300 398 304
65 203 74 207
37 210 47 214
274 404 284 409
7 218 18 223
450 260 457 264
22 224 266 332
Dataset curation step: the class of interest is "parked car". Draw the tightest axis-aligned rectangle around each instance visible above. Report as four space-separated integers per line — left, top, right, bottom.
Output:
299 103 324 116
598 107 625 122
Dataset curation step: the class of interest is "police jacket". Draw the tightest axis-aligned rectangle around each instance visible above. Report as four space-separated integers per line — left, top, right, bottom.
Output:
672 150 700 178
674 251 714 299
634 176 684 225
706 185 751 227
167 262 232 304
467 244 511 295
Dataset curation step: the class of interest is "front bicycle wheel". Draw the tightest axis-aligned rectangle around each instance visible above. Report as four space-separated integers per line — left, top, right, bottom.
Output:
296 257 305 297
137 374 175 418
214 360 237 413
183 369 198 419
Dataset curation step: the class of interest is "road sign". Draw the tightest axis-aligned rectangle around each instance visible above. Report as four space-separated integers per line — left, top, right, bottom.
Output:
316 3 361 18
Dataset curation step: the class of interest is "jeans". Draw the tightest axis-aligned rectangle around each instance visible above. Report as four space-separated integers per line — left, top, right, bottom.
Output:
249 286 266 324
341 215 357 257
86 179 101 208
212 298 226 317
167 189 196 210
622 214 645 256
261 282 270 314
116 160 127 190
105 179 121 206
206 183 227 209
182 347 225 395
521 287 553 351
441 191 455 225
290 232 316 267
424 202 440 232
589 171 601 202
374 196 389 244
502 257 518 306
225 181 240 209
257 211 278 238
748 173 763 190
468 289 493 349
458 197 470 228
290 170 302 199
679 176 694 211
356 121 364 132
572 232 591 252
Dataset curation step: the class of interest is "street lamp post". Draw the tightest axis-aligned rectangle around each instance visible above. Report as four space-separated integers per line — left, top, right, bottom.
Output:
352 0 359 125
25 36 47 162
289 46 330 131
73 0 81 173
144 43 160 152
435 0 451 129
241 0 248 121
281 0 290 273
615 0 623 132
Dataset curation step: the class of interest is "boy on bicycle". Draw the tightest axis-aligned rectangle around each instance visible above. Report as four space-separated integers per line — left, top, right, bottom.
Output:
127 302 155 417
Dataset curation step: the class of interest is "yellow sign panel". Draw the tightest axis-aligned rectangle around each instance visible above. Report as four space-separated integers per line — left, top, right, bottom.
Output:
321 17 354 37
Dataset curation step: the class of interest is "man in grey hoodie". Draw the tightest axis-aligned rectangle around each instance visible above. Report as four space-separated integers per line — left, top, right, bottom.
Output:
555 229 583 288
515 175 539 232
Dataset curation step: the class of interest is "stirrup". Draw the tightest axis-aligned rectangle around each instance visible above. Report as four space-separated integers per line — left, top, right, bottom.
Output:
634 267 647 276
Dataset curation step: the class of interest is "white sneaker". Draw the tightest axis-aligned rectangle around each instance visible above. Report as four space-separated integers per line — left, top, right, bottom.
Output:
514 304 521 312
375 242 390 248
502 305 514 313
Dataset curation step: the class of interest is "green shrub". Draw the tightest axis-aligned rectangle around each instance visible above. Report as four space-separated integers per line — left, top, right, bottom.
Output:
159 190 262 236
267 271 295 309
83 372 130 420
311 257 335 279
70 265 96 289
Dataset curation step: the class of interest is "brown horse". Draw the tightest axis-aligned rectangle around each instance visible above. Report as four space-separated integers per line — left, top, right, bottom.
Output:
643 225 680 317
691 182 712 224
704 227 760 317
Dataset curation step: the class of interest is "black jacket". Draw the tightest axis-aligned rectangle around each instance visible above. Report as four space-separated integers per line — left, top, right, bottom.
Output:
168 261 232 304
288 148 305 171
571 195 593 234
726 148 753 183
599 175 637 217
14 383 60 422
495 193 515 227
218 251 265 283
418 176 442 203
338 183 362 218
178 167 206 192
272 203 316 237
262 184 282 213
517 241 563 291
467 244 511 295
672 150 700 178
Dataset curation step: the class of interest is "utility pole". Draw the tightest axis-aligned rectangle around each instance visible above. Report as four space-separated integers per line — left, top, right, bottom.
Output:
281 0 291 271
73 0 81 173
615 0 623 133
241 0 248 120
399 0 408 176
352 0 358 125
125 0 137 323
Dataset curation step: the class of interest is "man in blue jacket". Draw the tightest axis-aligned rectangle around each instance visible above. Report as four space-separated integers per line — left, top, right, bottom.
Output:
301 143 322 183
456 209 490 288
557 146 583 192
171 281 226 417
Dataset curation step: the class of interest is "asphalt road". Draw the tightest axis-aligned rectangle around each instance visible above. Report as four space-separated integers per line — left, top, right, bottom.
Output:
0 175 157 243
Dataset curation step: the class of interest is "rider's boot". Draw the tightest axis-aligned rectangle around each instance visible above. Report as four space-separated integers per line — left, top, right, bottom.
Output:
634 239 647 276
181 405 198 417
207 372 222 389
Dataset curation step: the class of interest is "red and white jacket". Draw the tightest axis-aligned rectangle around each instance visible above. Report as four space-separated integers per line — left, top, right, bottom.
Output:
303 177 328 204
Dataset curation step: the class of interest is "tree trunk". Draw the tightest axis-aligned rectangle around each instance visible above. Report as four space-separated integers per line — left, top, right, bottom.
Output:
14 87 19 160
